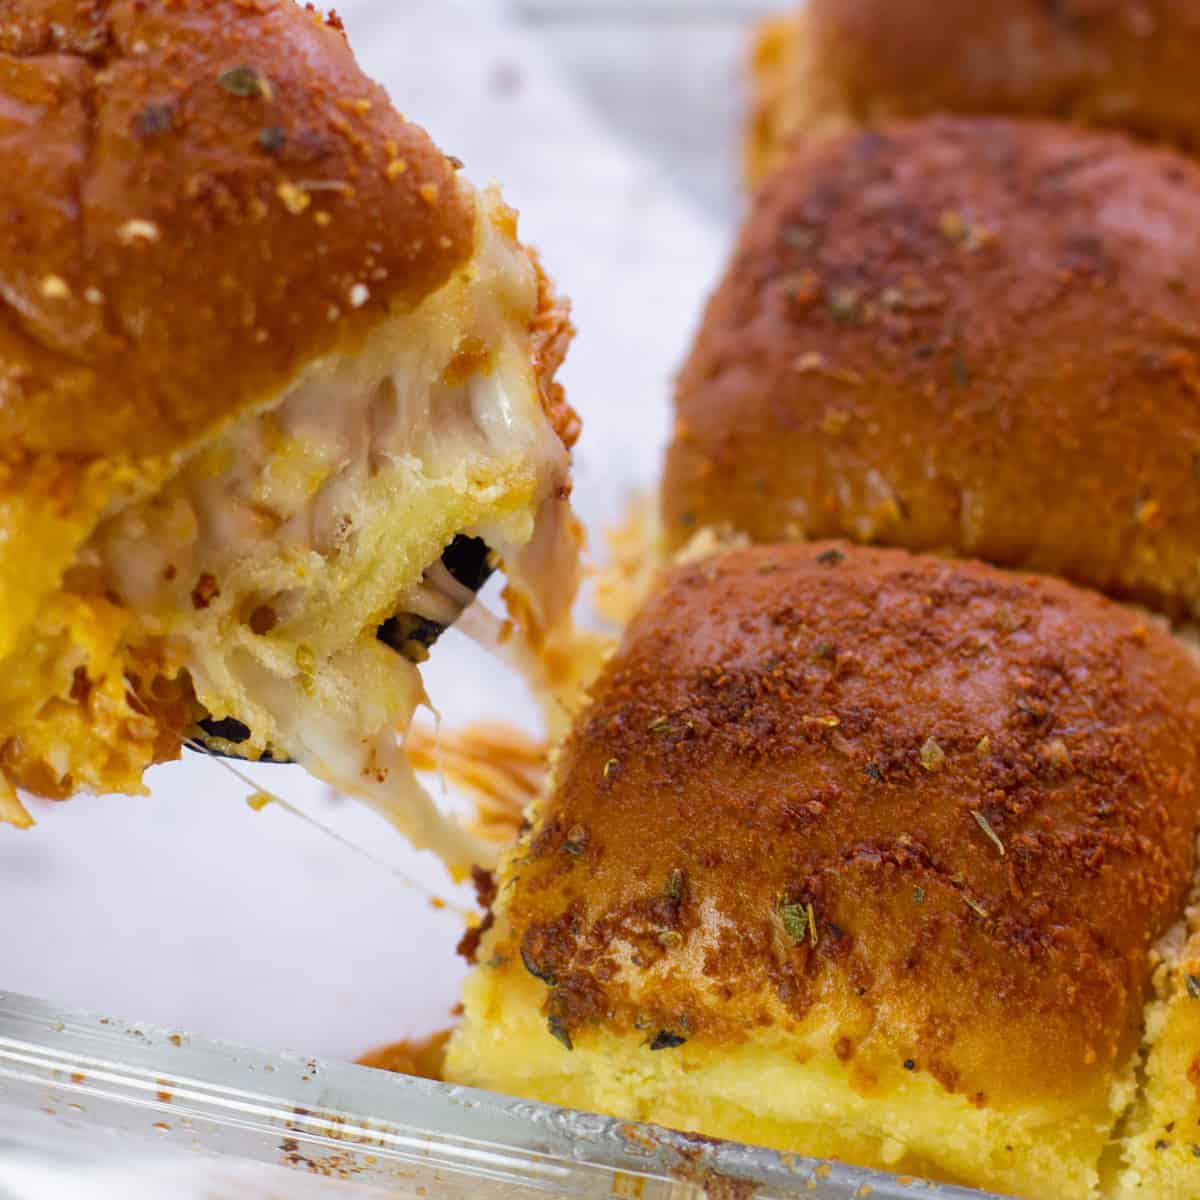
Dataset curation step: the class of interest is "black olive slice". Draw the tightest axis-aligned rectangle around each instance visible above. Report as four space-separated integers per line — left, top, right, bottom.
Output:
193 535 495 763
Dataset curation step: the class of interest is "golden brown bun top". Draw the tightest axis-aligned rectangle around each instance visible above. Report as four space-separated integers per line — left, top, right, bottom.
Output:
496 544 1200 1108
807 0 1200 149
663 117 1200 620
0 0 472 466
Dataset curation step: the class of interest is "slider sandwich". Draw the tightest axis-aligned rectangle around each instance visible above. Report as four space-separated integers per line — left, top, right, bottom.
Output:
662 116 1200 626
446 542 1200 1200
0 0 580 870
748 0 1200 183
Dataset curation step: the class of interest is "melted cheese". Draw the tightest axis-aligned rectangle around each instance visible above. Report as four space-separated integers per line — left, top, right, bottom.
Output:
75 187 577 874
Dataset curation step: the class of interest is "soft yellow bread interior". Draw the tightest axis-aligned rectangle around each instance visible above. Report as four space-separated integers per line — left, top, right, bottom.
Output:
449 915 1131 1199
1114 896 1200 1197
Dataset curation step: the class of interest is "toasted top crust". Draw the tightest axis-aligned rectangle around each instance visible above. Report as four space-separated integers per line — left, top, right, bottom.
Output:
495 543 1200 1109
807 0 1200 148
663 117 1200 621
0 0 471 460
0 0 473 660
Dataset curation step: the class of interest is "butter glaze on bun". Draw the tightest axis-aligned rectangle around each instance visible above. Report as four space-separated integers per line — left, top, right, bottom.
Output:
0 0 579 869
748 1 1200 182
664 117 1200 624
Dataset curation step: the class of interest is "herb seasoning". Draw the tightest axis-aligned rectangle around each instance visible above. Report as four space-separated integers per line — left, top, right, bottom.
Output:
1186 973 1200 999
805 714 841 728
919 737 945 772
520 946 556 987
133 102 175 138
546 1016 573 1050
257 125 286 153
647 715 693 739
649 1031 687 1051
779 901 809 944
971 810 1006 857
783 224 815 249
828 287 861 322
218 65 271 99
564 824 588 856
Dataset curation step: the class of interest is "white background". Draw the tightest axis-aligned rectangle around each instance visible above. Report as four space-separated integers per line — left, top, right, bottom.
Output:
0 0 786 1064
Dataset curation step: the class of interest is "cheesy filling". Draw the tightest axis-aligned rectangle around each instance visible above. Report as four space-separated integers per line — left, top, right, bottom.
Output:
71 188 576 873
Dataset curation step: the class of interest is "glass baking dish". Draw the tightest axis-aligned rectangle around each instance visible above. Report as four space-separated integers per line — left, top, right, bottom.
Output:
0 990 1004 1199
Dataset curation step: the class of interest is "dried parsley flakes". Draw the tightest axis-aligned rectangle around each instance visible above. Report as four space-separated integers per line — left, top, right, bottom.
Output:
649 1031 687 1051
520 946 556 987
218 65 271 98
563 824 589 856
1016 695 1050 724
919 737 945 772
828 287 861 322
133 102 175 138
547 1016 573 1050
779 901 809 944
971 810 1006 857
257 125 286 153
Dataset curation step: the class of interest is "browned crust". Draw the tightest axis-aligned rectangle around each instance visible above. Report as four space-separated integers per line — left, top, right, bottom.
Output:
749 2 1200 182
0 0 473 468
811 0 1200 141
528 246 579 452
490 543 1200 1108
664 117 1200 621
356 1029 450 1081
